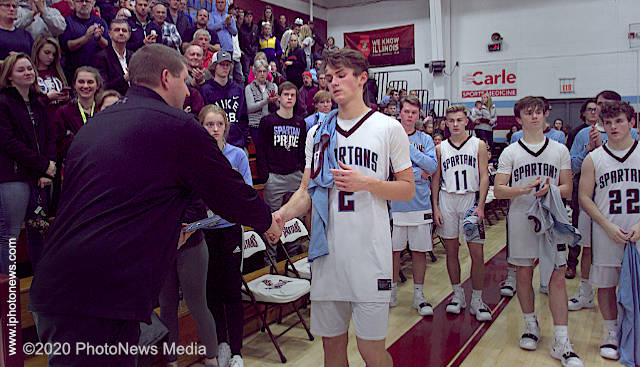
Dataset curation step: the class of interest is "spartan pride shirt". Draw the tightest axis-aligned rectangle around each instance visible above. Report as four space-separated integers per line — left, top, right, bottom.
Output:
256 112 307 179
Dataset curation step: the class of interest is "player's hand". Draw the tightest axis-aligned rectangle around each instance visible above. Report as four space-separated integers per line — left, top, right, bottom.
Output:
627 222 640 242
603 221 629 244
472 205 485 223
433 208 444 227
421 169 431 180
330 161 373 192
532 177 551 197
588 126 603 151
178 223 195 249
517 177 541 197
265 212 284 243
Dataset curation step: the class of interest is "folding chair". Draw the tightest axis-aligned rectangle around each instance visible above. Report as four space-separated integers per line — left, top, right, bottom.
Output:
280 218 311 280
240 231 313 363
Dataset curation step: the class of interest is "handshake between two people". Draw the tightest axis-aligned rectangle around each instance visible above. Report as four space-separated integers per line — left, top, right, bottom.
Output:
265 211 285 244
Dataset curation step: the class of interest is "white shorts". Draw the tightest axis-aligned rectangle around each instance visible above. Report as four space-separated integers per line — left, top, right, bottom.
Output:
589 265 621 288
577 210 591 248
310 300 389 340
392 223 433 252
436 191 476 239
508 246 567 268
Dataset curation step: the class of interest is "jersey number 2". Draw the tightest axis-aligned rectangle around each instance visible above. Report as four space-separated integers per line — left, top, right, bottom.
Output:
609 188 640 214
455 170 468 191
339 191 355 211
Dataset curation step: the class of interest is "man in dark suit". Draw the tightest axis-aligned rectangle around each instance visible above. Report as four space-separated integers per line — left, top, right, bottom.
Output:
96 19 132 95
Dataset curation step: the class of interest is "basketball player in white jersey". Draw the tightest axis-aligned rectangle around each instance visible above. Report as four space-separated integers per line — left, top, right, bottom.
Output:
431 104 491 322
495 96 583 367
271 49 414 367
578 101 640 360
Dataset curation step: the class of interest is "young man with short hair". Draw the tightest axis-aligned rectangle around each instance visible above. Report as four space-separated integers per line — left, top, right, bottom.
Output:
390 96 438 316
273 49 414 367
495 96 583 367
431 104 491 321
578 100 640 361
568 90 638 311
509 97 564 145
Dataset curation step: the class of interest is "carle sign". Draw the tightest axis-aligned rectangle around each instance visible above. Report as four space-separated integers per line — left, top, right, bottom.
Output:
460 63 518 99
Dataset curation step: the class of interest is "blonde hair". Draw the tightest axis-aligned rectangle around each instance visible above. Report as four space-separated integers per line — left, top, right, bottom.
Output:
198 104 230 141
31 35 68 87
299 25 312 43
96 89 121 110
0 53 39 93
445 104 468 116
482 93 494 110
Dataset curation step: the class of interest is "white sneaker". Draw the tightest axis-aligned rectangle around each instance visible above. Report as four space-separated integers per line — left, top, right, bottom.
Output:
446 289 466 314
600 330 620 360
519 320 540 351
470 298 492 322
550 337 584 367
229 355 244 367
539 284 549 295
500 277 516 297
413 294 434 316
567 287 595 311
390 287 398 307
217 342 231 367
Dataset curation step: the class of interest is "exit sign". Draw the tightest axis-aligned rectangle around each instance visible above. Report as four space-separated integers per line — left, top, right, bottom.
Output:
559 78 575 94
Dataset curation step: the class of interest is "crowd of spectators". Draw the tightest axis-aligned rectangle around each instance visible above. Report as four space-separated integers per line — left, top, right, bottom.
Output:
0 0 345 366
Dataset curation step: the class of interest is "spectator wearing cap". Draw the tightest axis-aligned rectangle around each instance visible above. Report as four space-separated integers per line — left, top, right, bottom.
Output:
165 0 190 38
181 9 220 54
0 0 33 59
207 0 237 57
126 0 161 52
201 51 249 149
298 71 317 116
239 9 259 83
258 21 281 65
15 0 65 39
283 33 306 89
59 0 109 79
152 4 182 51
95 19 132 96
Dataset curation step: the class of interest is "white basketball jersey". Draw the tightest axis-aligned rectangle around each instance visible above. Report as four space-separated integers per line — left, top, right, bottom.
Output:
439 136 480 194
590 141 640 266
497 138 571 259
305 111 411 302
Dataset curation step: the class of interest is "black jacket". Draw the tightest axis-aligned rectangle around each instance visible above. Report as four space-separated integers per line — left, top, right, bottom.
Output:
29 85 272 322
0 87 56 184
239 22 259 57
95 46 131 96
165 10 191 40
285 46 306 89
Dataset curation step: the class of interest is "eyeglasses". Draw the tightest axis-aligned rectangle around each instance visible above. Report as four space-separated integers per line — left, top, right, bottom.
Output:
0 3 18 8
73 0 93 3
587 107 597 112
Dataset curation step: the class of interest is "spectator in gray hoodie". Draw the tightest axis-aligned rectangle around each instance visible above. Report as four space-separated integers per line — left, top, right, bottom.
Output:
16 0 65 38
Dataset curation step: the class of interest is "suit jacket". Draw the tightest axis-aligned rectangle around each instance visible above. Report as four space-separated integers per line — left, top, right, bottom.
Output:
95 46 131 96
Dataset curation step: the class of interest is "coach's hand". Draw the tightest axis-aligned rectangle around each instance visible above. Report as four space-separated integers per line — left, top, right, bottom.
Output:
532 177 550 197
265 212 284 244
433 208 444 227
330 161 373 192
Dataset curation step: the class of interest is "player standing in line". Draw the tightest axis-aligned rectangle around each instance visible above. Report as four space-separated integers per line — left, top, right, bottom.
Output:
271 49 414 367
578 101 640 361
494 96 583 367
568 90 639 311
431 105 492 321
390 96 438 316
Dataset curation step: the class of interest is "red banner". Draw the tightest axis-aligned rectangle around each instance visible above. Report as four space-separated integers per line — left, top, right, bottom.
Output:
344 25 415 67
